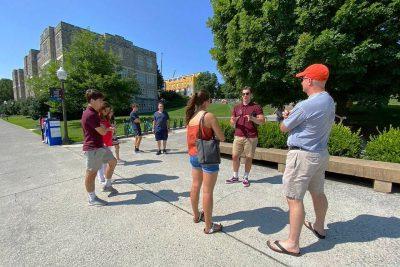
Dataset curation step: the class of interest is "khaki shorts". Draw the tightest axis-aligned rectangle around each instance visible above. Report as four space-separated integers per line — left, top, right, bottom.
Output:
84 147 115 172
232 136 258 158
283 150 329 200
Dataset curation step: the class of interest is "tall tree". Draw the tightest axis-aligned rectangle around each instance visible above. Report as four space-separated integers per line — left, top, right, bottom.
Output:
0 79 13 103
208 0 400 113
194 71 219 97
64 30 139 116
157 67 164 92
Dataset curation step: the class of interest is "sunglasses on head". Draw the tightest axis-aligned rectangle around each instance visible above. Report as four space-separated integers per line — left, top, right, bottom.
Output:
242 92 250 96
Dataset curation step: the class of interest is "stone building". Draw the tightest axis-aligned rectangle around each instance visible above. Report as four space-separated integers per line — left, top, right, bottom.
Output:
12 21 158 112
164 73 200 96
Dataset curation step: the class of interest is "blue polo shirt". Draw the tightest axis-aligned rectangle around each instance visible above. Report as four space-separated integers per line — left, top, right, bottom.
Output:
283 91 335 152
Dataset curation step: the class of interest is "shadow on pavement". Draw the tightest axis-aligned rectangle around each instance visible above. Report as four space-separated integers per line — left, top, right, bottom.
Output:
252 175 282 185
213 207 288 234
121 160 162 166
113 174 179 185
302 215 400 254
108 189 189 206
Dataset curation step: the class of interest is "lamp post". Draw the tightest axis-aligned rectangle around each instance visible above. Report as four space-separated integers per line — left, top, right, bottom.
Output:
56 66 69 144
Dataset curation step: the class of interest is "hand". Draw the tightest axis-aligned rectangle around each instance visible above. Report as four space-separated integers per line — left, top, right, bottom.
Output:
283 110 290 119
108 126 115 132
244 115 252 122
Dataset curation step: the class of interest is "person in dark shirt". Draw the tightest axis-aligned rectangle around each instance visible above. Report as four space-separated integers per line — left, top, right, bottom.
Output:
153 102 170 155
226 86 265 187
130 103 142 153
81 89 118 206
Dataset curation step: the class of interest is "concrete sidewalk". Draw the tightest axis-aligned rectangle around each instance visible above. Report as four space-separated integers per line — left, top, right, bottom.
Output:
1 119 399 266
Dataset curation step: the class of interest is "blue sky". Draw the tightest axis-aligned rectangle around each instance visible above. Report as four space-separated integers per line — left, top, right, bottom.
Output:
0 0 221 81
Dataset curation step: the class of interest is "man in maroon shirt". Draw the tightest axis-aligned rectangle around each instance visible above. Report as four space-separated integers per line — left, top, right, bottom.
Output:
226 86 265 187
81 89 117 206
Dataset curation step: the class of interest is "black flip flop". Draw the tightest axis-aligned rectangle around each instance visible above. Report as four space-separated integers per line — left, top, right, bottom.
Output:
304 221 326 239
267 240 301 257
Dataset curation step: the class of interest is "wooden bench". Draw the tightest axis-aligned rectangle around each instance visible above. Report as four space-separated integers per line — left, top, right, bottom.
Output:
220 142 400 193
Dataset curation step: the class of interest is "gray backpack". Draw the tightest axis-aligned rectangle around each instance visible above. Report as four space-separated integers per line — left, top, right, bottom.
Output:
196 112 221 164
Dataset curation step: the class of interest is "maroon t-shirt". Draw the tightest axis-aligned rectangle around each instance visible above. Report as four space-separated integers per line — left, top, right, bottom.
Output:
81 106 103 151
232 102 263 138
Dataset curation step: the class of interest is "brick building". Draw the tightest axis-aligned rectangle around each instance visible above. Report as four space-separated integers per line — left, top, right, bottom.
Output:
12 21 158 112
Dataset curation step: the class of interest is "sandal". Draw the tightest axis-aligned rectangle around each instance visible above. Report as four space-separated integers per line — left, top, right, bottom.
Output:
267 240 301 257
304 221 326 239
193 211 204 223
204 223 223 234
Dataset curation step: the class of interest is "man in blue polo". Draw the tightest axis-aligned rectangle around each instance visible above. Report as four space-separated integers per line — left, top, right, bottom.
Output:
267 64 335 256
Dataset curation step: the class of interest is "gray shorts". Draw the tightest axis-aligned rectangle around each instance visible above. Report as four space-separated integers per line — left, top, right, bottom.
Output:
84 147 115 172
283 150 329 200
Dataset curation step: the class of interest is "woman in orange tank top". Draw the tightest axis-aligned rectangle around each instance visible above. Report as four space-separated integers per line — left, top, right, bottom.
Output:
186 90 225 234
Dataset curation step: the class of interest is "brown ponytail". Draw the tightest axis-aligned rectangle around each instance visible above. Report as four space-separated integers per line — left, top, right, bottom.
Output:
185 90 210 124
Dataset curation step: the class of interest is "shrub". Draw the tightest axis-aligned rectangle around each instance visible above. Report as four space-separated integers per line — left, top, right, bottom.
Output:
219 120 234 142
328 123 362 158
364 127 400 163
258 122 288 149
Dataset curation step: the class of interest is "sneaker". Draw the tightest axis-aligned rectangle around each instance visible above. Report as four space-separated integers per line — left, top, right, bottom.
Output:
163 149 167 154
156 150 162 155
242 179 250 187
135 147 140 153
102 185 119 195
98 178 106 185
88 196 108 206
225 177 240 184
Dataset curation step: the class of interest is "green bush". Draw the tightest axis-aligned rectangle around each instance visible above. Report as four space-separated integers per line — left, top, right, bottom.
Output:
219 120 234 143
364 127 400 163
258 122 288 149
328 123 363 158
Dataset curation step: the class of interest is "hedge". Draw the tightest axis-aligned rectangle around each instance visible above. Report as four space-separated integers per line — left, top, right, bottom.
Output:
364 127 400 163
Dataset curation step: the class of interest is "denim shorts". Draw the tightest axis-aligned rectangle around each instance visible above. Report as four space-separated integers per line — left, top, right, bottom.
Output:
189 155 219 174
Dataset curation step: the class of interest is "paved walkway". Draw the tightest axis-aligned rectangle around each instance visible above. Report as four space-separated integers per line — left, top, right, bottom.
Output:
1 119 399 266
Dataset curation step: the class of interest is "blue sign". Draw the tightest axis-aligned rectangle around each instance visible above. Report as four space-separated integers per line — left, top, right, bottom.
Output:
49 88 62 102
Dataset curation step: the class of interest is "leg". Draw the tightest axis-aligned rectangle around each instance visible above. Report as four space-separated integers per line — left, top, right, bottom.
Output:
232 154 240 173
157 140 161 150
202 171 218 230
114 144 120 160
162 140 167 150
244 157 253 173
137 136 142 148
231 137 244 178
309 192 328 235
190 168 203 220
85 170 97 193
105 158 117 180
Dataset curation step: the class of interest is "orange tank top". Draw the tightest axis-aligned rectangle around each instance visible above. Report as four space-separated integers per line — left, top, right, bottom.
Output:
187 124 213 156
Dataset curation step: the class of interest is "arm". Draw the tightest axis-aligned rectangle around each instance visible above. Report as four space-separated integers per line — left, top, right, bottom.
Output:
280 107 305 133
167 120 170 131
152 120 155 132
133 118 140 123
95 125 113 136
208 113 225 142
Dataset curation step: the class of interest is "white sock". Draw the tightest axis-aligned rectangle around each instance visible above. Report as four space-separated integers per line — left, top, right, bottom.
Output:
233 172 239 178
88 192 96 201
105 179 112 187
243 172 249 180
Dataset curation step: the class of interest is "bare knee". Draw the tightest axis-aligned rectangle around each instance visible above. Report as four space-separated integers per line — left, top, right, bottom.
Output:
232 154 240 161
109 159 117 168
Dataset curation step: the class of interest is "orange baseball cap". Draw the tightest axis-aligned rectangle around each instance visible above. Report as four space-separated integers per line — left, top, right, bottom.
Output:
295 64 329 81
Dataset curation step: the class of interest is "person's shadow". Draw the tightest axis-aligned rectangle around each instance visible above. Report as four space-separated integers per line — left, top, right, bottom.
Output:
122 160 162 166
109 189 189 206
213 207 288 234
252 175 282 185
113 174 178 185
302 215 400 254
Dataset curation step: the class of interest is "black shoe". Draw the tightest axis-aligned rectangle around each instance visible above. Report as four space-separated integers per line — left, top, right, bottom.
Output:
156 150 161 155
163 149 167 154
135 147 139 152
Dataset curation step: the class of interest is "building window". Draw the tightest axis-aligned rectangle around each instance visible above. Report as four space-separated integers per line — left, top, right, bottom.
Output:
146 74 156 85
137 55 145 68
146 57 153 69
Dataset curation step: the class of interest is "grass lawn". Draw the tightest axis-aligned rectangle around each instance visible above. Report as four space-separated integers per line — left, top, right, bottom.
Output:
2 104 275 143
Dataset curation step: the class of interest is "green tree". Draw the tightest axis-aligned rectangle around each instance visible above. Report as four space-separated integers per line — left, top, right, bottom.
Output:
64 30 139 116
208 0 300 107
208 0 400 114
291 0 400 114
194 71 219 97
157 67 164 92
0 79 13 103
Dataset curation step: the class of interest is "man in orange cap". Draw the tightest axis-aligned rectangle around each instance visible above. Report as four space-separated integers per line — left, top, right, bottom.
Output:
267 64 335 256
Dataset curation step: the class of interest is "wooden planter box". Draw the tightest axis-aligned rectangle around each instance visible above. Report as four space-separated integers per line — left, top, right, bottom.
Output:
220 142 400 193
